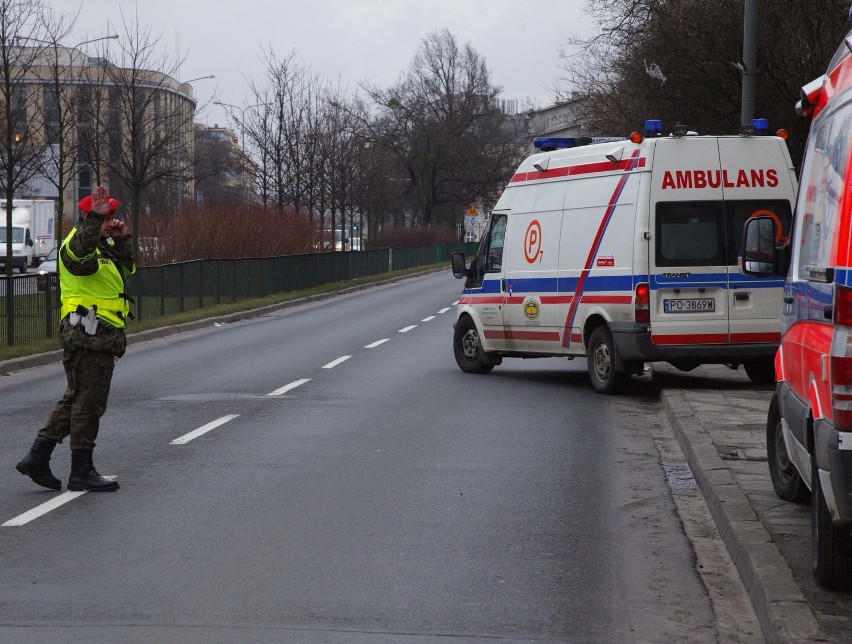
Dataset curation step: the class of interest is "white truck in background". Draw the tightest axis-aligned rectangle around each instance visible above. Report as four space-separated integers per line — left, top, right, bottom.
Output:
0 199 55 272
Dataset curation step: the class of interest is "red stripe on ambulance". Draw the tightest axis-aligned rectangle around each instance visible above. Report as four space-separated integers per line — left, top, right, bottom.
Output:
561 149 642 347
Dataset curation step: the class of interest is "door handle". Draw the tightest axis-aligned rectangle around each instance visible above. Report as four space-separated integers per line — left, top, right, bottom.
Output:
783 296 794 304
734 292 749 301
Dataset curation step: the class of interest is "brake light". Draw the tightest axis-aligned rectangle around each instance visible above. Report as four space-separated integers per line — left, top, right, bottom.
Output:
635 283 650 324
830 325 852 430
835 284 852 326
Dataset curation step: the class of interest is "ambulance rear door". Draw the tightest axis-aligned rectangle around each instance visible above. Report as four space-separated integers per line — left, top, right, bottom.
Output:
649 138 730 347
718 137 794 345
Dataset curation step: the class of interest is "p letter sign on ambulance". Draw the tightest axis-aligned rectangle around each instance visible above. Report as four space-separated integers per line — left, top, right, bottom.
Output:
524 220 543 264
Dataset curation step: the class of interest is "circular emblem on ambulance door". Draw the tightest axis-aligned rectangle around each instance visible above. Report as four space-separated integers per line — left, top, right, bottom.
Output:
523 298 540 320
524 220 543 264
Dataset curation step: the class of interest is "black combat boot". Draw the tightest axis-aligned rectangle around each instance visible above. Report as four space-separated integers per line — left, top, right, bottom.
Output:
16 436 62 491
68 449 119 492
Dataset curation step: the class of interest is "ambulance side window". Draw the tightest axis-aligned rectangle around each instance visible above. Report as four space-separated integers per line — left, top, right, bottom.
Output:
795 100 852 280
467 214 507 288
655 201 725 267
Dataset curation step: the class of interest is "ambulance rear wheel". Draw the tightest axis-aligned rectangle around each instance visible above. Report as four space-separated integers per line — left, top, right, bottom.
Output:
812 451 852 589
587 326 628 394
454 316 494 374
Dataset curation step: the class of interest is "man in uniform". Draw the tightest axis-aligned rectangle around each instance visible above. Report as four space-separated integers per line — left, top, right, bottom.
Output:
16 185 135 492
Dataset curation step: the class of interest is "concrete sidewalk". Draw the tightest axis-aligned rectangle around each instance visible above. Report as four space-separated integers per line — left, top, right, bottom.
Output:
657 363 852 643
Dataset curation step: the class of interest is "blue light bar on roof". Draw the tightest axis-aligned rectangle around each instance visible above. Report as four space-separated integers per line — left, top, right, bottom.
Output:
645 119 663 137
752 118 769 132
534 137 587 151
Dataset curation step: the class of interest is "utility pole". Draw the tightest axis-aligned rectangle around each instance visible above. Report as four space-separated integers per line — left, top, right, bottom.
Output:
741 0 758 126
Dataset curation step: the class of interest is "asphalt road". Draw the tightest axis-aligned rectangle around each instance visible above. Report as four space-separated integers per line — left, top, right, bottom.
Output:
0 271 736 643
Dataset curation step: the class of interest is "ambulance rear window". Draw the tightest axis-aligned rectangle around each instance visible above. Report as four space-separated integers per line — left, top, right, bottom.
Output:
656 202 725 267
655 199 792 267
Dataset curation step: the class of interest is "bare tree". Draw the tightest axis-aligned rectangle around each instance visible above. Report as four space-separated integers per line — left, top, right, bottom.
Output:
34 7 92 246
80 14 195 250
0 0 53 344
557 0 850 163
363 29 518 229
242 48 318 215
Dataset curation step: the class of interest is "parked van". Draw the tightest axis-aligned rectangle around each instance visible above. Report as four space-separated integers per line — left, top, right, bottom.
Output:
451 122 798 393
742 28 852 589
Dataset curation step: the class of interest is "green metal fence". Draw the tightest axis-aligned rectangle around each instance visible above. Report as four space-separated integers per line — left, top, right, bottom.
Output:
0 242 476 348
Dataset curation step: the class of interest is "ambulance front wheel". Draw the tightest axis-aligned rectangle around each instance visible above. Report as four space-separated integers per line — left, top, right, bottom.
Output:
454 316 494 374
587 326 628 394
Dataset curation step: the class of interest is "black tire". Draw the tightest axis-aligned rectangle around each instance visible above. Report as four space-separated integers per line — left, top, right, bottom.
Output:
812 452 852 589
453 316 494 374
744 360 775 384
587 326 628 394
766 393 808 503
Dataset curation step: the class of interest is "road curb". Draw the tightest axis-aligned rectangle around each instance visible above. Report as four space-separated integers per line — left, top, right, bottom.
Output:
661 389 824 644
0 267 447 376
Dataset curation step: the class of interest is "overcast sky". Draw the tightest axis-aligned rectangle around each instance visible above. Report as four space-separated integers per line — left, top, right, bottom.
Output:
50 0 597 128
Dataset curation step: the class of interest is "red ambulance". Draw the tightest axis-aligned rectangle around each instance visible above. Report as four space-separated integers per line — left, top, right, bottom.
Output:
742 31 852 588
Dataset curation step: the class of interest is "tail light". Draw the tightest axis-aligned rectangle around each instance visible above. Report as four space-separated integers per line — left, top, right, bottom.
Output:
635 283 650 324
830 286 852 429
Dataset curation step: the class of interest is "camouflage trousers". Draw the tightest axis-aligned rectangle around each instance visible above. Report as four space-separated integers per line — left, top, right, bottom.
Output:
38 319 127 451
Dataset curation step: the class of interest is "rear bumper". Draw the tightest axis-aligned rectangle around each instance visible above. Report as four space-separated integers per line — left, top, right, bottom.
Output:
610 322 778 363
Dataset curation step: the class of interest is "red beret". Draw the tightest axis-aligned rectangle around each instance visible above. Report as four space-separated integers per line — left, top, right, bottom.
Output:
78 194 119 216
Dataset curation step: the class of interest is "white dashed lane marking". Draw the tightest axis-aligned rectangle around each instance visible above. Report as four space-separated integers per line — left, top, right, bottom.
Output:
2 492 86 527
399 325 417 333
421 316 435 322
322 355 352 369
267 378 311 397
171 414 240 445
438 307 450 313
365 339 390 348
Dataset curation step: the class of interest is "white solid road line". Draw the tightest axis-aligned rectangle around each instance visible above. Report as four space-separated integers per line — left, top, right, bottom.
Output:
452 300 459 305
365 339 390 348
421 316 436 322
399 325 417 333
438 307 450 313
267 378 311 397
322 355 351 369
3 491 87 527
171 414 240 445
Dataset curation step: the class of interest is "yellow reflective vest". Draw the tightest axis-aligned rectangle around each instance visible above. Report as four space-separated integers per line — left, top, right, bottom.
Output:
59 228 134 329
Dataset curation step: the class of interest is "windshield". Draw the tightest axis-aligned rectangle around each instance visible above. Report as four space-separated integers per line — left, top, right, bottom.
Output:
0 226 24 243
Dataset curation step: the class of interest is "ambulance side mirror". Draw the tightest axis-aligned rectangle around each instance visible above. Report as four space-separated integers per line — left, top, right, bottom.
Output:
451 251 468 279
741 216 787 277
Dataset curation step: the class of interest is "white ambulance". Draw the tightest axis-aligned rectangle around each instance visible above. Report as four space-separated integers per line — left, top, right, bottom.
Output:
451 120 798 393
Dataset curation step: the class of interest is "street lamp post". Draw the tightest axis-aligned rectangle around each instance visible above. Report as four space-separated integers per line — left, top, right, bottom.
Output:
213 100 265 150
182 74 215 90
212 100 266 204
176 75 214 208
